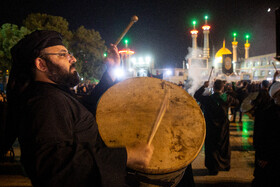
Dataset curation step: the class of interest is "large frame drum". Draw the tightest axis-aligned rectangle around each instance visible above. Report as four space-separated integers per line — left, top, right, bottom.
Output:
240 92 259 119
96 77 206 186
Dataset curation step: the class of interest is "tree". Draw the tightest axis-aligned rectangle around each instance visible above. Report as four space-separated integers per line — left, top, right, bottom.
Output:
0 23 30 72
70 26 107 80
23 13 73 46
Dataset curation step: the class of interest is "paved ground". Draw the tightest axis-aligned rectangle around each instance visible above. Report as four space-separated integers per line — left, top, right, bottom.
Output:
192 114 255 186
0 114 255 187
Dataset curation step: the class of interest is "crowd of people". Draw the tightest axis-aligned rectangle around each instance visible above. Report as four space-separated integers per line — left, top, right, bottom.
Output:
193 70 280 186
72 82 97 96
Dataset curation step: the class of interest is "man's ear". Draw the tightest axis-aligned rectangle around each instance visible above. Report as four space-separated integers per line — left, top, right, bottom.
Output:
35 57 48 72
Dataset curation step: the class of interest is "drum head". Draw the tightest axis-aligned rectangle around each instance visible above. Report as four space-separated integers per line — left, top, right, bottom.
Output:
96 77 205 174
241 92 259 112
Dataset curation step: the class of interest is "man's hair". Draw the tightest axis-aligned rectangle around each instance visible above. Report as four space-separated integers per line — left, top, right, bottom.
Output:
261 80 269 88
243 81 248 87
214 79 224 91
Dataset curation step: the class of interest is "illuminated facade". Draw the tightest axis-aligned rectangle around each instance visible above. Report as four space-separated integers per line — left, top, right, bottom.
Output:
239 53 279 81
129 56 154 77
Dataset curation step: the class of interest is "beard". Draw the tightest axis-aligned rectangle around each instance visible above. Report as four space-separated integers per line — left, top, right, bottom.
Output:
44 57 80 87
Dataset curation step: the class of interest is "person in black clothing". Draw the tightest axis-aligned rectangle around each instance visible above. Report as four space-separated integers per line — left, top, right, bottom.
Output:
194 80 239 175
232 81 249 123
252 80 280 186
252 80 274 186
4 30 153 186
251 80 273 118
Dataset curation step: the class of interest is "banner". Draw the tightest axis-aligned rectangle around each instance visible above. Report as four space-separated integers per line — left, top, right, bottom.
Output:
222 54 233 76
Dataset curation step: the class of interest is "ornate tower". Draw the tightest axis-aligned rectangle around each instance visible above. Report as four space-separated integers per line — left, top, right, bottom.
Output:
190 20 198 57
232 33 238 62
244 34 250 59
202 16 210 58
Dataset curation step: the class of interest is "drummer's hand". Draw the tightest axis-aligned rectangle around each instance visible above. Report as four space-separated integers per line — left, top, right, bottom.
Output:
204 81 209 88
126 143 154 168
104 44 121 81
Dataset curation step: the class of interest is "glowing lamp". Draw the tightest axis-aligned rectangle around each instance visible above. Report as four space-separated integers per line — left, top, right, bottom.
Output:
192 20 197 29
204 15 208 24
202 25 211 30
166 69 172 76
245 34 250 43
119 49 135 55
113 68 125 78
244 43 250 48
192 20 197 26
233 32 237 42
190 29 198 35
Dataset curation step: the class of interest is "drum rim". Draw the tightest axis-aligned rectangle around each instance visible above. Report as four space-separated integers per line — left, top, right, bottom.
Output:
240 92 259 113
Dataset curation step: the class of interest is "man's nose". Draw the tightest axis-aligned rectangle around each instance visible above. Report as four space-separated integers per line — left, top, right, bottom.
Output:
70 55 77 63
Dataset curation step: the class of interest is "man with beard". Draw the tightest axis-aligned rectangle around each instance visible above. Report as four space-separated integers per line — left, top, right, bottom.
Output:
194 80 239 175
4 30 153 186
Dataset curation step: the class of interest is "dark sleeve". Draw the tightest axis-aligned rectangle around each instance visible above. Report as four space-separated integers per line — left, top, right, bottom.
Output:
24 95 127 187
256 106 280 161
194 86 208 105
82 71 116 116
94 132 127 187
22 96 101 186
227 94 239 107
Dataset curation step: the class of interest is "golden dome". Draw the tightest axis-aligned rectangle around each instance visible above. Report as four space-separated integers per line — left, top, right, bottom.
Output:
215 40 232 58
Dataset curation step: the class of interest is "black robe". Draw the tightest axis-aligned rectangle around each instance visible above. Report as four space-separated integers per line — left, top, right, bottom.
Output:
194 86 239 172
17 72 127 187
252 88 273 148
252 103 280 186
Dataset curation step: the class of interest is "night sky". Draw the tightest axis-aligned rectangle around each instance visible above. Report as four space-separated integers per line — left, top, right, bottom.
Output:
0 0 278 68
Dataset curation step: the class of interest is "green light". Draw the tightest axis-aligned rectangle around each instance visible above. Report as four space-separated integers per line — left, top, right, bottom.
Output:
103 53 107 57
205 15 208 20
124 39 129 44
245 34 250 39
192 20 197 25
233 32 237 37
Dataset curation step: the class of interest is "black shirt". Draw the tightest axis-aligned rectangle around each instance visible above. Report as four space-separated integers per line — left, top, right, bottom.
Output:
18 74 127 186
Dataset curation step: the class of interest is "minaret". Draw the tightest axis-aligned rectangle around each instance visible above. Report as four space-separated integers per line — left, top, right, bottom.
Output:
190 20 198 57
202 15 211 58
244 34 250 59
232 33 238 62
